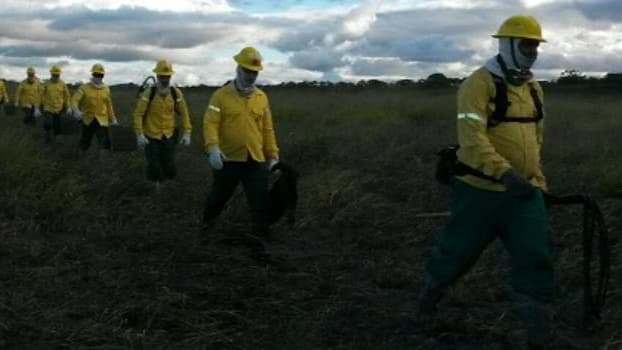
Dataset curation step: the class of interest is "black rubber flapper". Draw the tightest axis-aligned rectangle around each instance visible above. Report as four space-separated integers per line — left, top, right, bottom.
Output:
544 193 611 323
4 104 16 115
109 125 138 152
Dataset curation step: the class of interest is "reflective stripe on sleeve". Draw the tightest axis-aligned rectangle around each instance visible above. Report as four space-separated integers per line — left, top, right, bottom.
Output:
457 112 484 123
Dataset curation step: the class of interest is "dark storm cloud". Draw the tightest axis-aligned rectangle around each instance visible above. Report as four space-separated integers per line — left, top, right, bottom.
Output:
270 6 507 73
0 43 157 62
574 0 622 22
352 35 474 63
289 48 345 71
2 0 622 81
0 5 294 50
44 6 246 48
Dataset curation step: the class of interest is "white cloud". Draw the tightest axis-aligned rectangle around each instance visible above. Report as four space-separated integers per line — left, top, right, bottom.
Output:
43 0 233 13
343 0 382 37
1 0 622 83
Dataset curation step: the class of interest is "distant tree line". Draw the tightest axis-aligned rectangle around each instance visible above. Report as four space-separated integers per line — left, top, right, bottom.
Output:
7 70 619 90
269 70 622 90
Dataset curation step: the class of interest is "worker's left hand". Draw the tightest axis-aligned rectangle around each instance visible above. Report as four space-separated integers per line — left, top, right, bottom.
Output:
180 132 191 146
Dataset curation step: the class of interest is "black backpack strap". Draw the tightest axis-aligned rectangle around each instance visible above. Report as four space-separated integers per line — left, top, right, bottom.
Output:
144 86 179 125
528 82 544 121
148 86 156 103
489 73 509 127
488 72 544 127
148 86 178 108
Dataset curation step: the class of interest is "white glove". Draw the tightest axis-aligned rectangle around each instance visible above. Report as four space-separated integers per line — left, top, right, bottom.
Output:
110 118 119 126
33 108 42 118
268 158 279 171
65 108 73 117
180 132 191 146
73 109 83 120
208 147 225 170
137 133 149 149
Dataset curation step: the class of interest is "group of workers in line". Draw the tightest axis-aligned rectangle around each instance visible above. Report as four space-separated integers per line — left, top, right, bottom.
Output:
0 14 567 349
0 46 280 240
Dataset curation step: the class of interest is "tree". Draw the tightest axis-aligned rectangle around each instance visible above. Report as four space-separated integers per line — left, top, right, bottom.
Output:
421 73 451 88
557 69 587 85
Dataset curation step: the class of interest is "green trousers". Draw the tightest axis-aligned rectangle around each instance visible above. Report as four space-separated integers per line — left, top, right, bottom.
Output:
426 179 554 303
203 159 271 234
43 111 62 140
22 107 35 125
80 119 110 151
144 135 177 182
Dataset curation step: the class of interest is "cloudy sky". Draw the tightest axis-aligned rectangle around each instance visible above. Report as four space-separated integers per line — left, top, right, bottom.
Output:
1 0 621 85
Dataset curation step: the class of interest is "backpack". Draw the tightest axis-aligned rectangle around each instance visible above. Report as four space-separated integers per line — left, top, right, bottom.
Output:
435 71 544 185
137 76 181 141
137 76 179 111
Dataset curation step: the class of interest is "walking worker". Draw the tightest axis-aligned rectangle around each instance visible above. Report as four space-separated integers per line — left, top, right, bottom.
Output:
71 63 118 153
14 67 43 125
0 76 10 109
133 59 192 189
40 65 71 143
202 46 279 240
418 15 552 349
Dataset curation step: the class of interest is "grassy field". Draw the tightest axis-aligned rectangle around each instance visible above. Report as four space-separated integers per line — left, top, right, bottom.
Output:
0 84 620 349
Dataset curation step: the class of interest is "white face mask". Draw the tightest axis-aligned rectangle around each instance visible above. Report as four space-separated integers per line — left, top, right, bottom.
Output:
91 76 103 85
234 65 258 95
499 38 538 71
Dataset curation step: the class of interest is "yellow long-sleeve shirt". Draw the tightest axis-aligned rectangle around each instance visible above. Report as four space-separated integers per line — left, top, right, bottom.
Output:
41 80 71 114
0 80 9 104
456 67 546 191
15 79 42 108
72 82 116 126
133 86 192 139
203 83 279 162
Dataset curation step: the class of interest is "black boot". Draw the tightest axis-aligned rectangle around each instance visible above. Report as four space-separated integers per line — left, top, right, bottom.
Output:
514 293 552 349
416 277 445 320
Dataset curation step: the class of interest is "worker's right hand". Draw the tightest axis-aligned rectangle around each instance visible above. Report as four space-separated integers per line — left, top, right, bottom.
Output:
136 133 149 149
208 148 225 170
33 108 42 119
501 169 535 199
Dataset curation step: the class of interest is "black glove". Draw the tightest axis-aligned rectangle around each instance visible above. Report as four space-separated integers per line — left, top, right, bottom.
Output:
501 169 535 199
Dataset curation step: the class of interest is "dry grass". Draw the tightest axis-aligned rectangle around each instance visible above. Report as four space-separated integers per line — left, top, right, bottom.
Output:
0 85 620 349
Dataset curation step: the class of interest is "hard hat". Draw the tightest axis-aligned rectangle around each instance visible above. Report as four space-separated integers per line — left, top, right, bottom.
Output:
492 15 546 42
27 67 36 74
91 63 105 74
50 65 62 75
233 47 263 72
153 59 174 76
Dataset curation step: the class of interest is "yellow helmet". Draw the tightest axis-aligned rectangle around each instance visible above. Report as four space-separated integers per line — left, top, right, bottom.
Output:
50 65 62 75
27 67 36 75
153 59 174 76
233 47 263 72
91 63 105 74
492 15 546 42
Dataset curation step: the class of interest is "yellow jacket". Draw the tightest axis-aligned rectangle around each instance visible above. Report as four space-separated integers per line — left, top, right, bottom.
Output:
203 83 279 162
15 79 42 108
72 83 116 126
41 80 71 114
0 80 9 104
456 67 546 191
133 87 192 139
